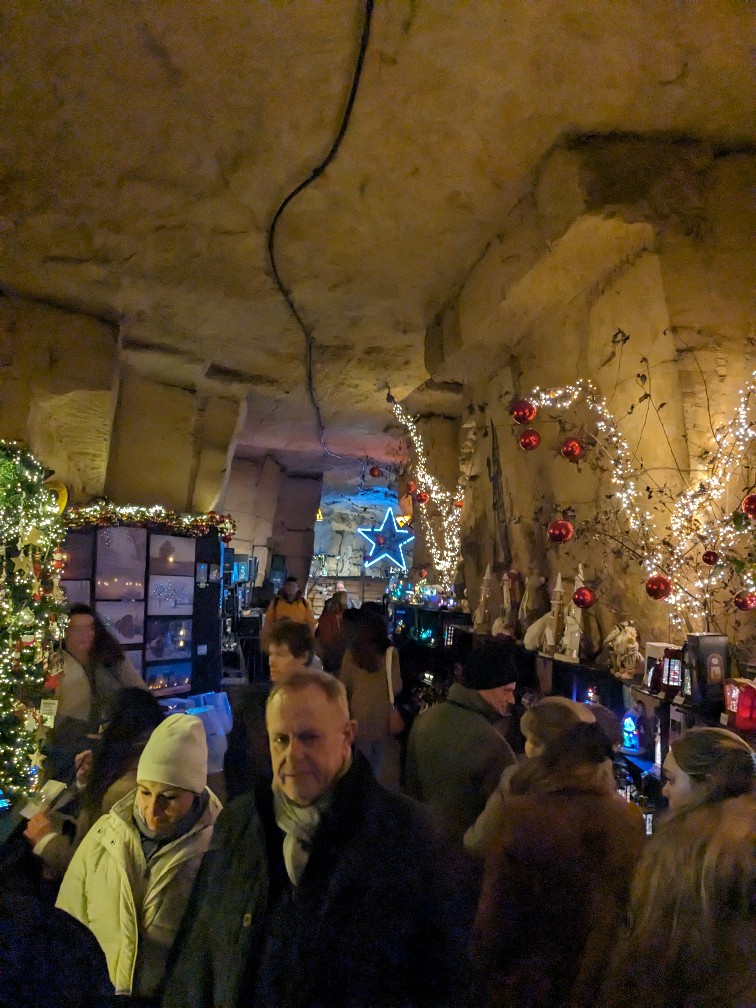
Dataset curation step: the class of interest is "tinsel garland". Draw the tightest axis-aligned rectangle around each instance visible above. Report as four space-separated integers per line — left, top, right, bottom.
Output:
65 502 236 542
0 441 67 798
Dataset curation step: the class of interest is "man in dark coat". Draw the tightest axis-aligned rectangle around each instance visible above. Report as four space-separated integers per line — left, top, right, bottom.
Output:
164 669 474 1008
405 641 518 838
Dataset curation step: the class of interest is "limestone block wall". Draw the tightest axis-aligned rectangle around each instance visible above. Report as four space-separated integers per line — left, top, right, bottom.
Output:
270 473 323 589
221 456 282 584
0 294 118 499
430 142 755 652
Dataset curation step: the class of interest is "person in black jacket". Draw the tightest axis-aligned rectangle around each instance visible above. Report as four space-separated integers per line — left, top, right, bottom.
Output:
164 668 475 1008
0 828 113 1008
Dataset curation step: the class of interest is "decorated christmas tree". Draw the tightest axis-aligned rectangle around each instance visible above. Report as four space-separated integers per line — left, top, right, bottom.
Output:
0 441 67 798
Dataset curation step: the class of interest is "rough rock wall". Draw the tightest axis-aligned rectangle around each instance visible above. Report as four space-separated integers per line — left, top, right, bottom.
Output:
431 142 755 654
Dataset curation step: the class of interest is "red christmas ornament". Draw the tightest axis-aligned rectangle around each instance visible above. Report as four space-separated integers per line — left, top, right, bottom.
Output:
376 535 386 547
547 519 574 544
406 481 417 494
44 675 59 692
645 574 673 600
572 586 597 609
420 568 428 578
221 533 234 544
734 591 756 612
510 399 538 425
369 466 381 478
742 494 756 520
702 550 719 566
415 492 430 505
560 437 584 462
518 429 541 452
454 499 464 508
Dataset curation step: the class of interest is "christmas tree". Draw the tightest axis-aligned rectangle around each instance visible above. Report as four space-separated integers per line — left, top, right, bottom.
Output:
0 441 67 798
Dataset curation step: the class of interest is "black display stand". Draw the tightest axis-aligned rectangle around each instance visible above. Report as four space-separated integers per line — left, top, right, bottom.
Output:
60 526 222 698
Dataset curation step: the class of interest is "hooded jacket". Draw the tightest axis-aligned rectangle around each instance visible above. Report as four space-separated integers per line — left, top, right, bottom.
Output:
56 786 221 997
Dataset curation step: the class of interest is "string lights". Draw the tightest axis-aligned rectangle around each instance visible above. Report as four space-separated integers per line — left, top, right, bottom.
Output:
387 394 464 592
526 371 755 630
65 502 236 542
0 441 67 798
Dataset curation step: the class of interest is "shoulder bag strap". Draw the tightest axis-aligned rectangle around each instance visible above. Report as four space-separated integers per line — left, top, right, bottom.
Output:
385 647 394 705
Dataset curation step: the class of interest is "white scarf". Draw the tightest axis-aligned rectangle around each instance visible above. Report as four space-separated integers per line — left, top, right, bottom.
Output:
273 753 351 885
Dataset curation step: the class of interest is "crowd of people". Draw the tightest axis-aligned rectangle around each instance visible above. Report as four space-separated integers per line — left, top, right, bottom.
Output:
2 586 754 1008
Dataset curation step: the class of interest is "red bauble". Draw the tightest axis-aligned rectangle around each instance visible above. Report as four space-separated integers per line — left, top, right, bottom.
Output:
645 574 673 600
415 492 430 505
547 519 574 544
560 437 584 462
369 466 381 478
221 533 234 544
454 499 464 508
572 586 597 609
420 568 428 578
702 550 719 566
734 591 756 612
510 399 538 425
406 481 417 493
518 429 541 452
742 494 756 520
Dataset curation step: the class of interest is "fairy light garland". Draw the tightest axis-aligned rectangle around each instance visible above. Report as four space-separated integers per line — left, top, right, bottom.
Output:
527 372 755 628
0 441 67 798
388 395 464 592
65 502 236 542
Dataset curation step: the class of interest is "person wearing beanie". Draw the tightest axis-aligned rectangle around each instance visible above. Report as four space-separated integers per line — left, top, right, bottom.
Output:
56 713 222 1004
405 641 518 838
463 695 599 855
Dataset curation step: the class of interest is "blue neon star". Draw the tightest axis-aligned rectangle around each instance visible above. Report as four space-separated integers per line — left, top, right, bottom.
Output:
357 508 415 570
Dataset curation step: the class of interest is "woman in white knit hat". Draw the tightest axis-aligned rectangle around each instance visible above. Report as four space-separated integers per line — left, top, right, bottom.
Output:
56 713 221 1005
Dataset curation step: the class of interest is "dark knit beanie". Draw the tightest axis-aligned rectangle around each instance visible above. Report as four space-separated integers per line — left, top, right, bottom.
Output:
462 640 518 691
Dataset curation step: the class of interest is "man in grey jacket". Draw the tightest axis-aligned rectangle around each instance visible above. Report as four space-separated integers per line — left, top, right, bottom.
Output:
405 641 518 838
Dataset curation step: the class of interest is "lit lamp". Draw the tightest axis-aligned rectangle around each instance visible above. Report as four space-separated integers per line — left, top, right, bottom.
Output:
620 699 649 755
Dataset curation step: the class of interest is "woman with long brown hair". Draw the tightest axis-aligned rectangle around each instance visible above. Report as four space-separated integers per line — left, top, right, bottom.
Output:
604 793 755 1008
339 606 402 788
47 604 147 779
472 722 645 1008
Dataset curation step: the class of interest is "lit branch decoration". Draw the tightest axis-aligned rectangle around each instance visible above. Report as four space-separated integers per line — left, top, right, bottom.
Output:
387 394 464 592
65 502 236 542
528 371 755 632
0 441 67 798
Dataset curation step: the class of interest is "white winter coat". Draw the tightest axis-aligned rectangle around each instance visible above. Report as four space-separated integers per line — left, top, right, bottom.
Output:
56 787 221 996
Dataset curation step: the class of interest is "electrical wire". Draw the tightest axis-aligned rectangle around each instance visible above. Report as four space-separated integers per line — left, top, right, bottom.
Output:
266 0 375 461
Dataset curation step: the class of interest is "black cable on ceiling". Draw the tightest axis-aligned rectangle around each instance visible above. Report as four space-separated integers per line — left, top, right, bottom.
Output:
266 0 375 461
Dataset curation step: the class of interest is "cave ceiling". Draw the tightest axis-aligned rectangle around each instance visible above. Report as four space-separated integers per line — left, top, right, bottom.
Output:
0 1 753 489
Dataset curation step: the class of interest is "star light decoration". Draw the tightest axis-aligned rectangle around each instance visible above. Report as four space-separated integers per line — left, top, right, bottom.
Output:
526 371 756 632
387 394 465 591
357 508 415 571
